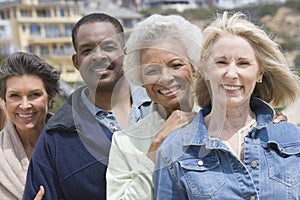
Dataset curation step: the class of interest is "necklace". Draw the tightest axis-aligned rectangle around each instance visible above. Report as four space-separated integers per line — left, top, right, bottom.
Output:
220 119 256 160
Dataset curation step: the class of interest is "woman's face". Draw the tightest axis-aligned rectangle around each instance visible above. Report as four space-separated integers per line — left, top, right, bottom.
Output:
140 39 194 115
5 74 50 134
204 34 262 109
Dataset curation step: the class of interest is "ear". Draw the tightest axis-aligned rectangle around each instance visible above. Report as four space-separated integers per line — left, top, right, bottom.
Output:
48 98 53 109
72 54 79 70
257 71 264 83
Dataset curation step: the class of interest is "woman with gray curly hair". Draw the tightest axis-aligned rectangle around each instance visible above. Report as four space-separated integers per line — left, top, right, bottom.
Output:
154 11 300 199
0 51 60 200
106 14 203 200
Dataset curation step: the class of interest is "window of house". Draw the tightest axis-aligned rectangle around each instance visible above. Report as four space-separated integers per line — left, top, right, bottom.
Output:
37 9 50 17
27 45 35 54
29 24 41 35
22 24 26 32
60 8 65 17
63 44 74 55
64 24 73 37
40 45 47 55
45 25 60 37
20 9 32 17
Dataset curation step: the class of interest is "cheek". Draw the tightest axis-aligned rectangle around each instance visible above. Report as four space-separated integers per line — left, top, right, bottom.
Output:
143 76 156 85
6 105 16 118
185 72 194 85
247 77 259 89
205 71 220 83
35 95 50 110
144 84 157 101
5 100 18 111
110 51 124 62
177 68 194 84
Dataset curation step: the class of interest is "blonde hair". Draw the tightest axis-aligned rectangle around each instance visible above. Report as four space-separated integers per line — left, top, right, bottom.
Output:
124 14 203 86
195 11 300 108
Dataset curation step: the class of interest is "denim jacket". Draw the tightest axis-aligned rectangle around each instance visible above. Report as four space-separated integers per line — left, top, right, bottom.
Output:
154 98 300 200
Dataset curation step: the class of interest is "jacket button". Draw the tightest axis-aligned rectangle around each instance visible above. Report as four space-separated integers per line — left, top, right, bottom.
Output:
197 160 204 166
251 161 258 168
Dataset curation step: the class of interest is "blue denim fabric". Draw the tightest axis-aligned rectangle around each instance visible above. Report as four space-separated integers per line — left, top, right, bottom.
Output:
154 98 300 200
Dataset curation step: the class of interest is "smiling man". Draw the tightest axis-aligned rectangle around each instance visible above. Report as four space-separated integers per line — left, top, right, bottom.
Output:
23 13 151 200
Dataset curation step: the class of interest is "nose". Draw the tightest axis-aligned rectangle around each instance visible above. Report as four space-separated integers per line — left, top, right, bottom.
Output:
158 67 174 86
19 98 32 109
91 45 107 62
225 62 238 79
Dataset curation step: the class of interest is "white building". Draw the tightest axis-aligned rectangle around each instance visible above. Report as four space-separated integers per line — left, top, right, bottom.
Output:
0 20 17 55
143 0 198 11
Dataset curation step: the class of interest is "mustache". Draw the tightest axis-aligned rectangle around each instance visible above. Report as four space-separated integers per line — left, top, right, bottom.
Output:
90 60 111 69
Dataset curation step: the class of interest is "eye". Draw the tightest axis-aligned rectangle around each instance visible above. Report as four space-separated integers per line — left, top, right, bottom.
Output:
80 48 93 55
170 62 184 69
102 45 117 52
216 61 227 65
29 92 42 99
8 93 20 99
144 68 159 76
215 60 228 67
142 65 160 76
238 61 251 67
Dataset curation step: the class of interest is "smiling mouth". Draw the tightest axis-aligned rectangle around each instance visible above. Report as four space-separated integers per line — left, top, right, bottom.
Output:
158 85 181 95
18 113 34 119
223 85 242 91
94 68 107 72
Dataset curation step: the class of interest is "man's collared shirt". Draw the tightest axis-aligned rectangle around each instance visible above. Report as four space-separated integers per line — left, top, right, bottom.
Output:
81 84 151 133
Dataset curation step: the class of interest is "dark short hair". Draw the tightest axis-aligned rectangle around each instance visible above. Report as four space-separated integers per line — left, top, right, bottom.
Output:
0 51 61 108
72 13 125 52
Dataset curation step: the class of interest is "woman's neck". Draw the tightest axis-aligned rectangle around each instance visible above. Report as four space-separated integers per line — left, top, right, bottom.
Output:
205 105 255 139
16 124 45 159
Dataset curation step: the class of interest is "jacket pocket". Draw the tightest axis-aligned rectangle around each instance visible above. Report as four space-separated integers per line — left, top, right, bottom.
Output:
264 142 300 187
178 153 225 198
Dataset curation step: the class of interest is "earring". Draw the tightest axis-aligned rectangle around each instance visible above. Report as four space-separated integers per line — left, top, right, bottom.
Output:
257 79 262 83
204 76 209 81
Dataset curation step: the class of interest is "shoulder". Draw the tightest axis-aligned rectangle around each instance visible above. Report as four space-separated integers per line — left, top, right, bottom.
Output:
112 115 152 146
158 124 188 164
46 87 90 132
265 121 300 142
130 84 151 107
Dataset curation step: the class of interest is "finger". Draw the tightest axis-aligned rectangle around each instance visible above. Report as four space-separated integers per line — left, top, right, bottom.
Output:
34 185 45 200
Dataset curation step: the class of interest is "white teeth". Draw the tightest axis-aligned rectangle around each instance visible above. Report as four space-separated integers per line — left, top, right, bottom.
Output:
94 68 106 72
18 113 33 118
223 85 241 91
160 86 180 95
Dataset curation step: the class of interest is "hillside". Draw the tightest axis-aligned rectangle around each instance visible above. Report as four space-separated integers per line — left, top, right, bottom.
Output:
260 7 300 126
261 7 300 67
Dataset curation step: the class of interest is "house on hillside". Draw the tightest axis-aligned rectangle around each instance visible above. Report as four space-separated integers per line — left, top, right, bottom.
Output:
0 0 82 83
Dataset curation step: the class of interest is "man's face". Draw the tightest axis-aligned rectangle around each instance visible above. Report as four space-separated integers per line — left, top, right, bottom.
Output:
72 22 124 92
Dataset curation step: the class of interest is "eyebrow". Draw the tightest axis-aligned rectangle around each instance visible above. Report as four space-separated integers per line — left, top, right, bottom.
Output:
78 39 120 49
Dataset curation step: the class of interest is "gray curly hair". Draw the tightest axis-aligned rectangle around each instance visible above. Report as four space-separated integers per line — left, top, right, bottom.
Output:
124 14 203 86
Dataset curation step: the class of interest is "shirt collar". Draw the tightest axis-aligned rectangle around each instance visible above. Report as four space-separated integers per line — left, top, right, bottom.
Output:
130 84 151 108
81 84 151 117
81 87 102 117
182 98 275 146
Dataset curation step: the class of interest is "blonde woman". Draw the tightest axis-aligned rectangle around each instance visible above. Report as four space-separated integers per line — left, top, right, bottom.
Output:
154 11 300 199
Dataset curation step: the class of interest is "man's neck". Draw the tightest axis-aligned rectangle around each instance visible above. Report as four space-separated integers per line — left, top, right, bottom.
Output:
88 77 131 111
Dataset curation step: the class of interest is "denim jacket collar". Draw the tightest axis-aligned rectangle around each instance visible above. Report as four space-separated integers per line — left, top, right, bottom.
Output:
183 98 276 147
